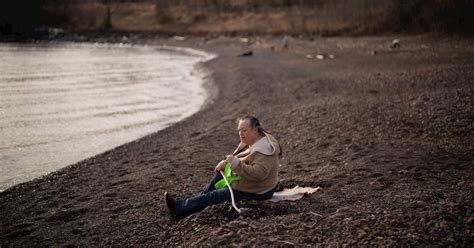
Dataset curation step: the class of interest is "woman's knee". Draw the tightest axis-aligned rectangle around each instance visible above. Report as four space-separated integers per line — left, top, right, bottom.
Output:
207 188 231 204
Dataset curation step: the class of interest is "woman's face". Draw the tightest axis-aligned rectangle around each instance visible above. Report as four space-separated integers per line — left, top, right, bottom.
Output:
238 119 260 145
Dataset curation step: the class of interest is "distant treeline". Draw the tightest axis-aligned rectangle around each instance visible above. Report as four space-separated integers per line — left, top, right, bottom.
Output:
1 0 473 36
1 0 45 36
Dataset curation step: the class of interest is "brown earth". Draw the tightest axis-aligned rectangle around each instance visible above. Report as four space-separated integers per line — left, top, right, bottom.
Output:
0 35 473 246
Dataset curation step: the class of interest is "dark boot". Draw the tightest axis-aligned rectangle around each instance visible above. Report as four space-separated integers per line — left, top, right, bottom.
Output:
164 192 176 215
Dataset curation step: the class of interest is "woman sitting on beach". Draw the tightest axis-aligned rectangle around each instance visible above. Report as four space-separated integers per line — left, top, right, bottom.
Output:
164 115 282 216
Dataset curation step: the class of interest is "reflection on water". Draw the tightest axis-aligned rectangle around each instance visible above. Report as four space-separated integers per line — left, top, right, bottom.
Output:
0 42 213 191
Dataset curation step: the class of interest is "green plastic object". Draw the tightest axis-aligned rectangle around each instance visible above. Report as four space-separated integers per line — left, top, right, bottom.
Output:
214 162 241 190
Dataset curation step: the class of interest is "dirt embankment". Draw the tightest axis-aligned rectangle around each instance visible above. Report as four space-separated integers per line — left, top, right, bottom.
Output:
0 35 473 246
13 0 473 35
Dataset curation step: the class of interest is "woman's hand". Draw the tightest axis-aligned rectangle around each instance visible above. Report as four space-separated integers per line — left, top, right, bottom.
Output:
214 155 238 172
225 155 240 169
225 155 236 163
214 160 226 172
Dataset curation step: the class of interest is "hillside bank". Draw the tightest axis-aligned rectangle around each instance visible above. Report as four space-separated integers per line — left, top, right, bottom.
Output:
2 1 474 37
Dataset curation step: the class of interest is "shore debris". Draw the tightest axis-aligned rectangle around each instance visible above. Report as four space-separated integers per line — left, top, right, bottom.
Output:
282 35 289 50
173 36 187 41
306 53 335 60
240 37 250 43
238 51 253 57
391 39 400 49
34 26 64 38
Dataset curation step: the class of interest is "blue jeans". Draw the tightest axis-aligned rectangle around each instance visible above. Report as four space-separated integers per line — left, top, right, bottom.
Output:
175 171 275 216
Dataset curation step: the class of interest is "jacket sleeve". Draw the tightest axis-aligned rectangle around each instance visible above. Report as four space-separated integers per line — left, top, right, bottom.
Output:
233 153 276 182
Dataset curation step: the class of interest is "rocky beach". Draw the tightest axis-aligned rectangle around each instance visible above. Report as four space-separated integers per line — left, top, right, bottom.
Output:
0 35 473 246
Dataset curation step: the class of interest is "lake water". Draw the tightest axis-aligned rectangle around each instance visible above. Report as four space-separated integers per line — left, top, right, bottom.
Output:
0 42 213 191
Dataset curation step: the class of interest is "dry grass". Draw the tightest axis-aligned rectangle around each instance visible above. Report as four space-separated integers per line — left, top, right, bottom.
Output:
39 0 474 35
109 3 159 32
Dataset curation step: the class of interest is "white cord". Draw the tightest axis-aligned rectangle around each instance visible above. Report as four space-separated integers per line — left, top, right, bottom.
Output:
220 171 240 213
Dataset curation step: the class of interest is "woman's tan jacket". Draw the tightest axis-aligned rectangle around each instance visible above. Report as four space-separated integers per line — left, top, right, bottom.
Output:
230 132 282 194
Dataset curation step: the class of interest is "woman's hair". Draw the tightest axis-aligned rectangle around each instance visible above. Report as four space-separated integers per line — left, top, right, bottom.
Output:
237 115 267 135
237 115 283 158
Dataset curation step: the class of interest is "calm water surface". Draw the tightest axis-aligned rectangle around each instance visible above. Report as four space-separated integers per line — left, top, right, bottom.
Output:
0 42 213 191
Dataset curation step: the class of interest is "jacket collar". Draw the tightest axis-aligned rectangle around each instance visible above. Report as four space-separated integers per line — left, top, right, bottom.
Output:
249 136 274 155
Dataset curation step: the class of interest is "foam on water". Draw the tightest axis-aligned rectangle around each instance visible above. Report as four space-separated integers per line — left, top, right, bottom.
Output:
0 42 215 191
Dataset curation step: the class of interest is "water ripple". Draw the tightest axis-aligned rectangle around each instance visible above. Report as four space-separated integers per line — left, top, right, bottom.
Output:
0 42 213 191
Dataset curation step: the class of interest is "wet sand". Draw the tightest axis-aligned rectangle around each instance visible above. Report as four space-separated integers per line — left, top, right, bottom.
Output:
1 35 473 246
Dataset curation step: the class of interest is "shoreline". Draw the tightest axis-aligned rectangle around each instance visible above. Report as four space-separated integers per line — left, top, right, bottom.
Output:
0 40 216 192
1 34 473 246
